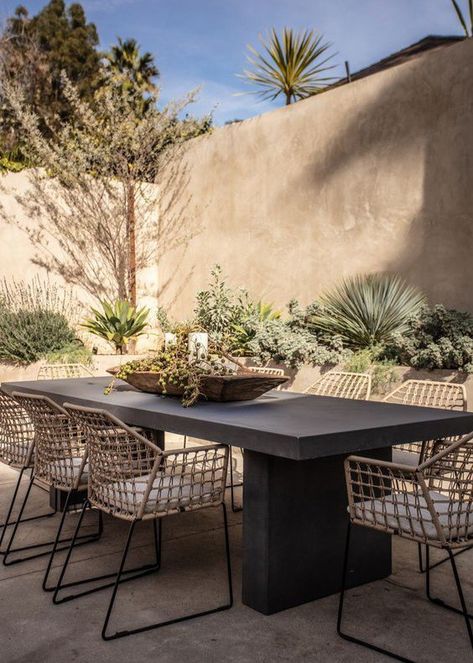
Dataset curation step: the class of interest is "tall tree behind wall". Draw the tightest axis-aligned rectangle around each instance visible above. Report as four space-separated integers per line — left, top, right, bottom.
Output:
0 0 101 154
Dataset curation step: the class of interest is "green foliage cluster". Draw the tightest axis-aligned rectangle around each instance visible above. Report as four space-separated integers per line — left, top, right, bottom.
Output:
383 305 473 373
0 1 101 157
44 341 92 365
0 153 27 173
343 348 398 395
193 266 346 368
0 308 76 364
0 277 79 364
192 268 473 375
82 300 149 354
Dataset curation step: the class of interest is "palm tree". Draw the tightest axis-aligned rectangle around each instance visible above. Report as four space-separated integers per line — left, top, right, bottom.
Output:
105 37 159 96
450 0 473 36
239 28 336 105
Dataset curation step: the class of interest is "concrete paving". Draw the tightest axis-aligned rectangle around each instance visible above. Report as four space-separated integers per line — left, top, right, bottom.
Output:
0 444 471 663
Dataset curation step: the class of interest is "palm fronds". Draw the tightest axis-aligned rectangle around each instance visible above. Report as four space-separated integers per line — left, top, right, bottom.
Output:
310 274 426 349
450 0 473 37
238 27 337 105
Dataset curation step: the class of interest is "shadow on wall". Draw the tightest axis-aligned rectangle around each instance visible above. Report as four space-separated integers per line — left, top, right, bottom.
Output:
306 39 473 312
155 153 203 308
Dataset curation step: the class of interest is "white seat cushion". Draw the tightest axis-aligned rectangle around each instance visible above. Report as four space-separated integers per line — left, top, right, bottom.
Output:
392 448 419 467
50 456 88 483
104 468 221 515
353 491 473 541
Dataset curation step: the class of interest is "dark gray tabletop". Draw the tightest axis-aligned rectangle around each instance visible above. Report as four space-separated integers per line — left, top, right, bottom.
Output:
3 377 473 460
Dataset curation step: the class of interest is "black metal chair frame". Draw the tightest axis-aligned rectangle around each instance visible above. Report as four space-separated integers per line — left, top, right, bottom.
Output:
2 469 102 567
52 500 233 641
0 465 57 556
337 521 473 662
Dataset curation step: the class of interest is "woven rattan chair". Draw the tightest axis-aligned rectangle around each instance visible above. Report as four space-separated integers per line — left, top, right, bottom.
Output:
383 379 468 574
384 380 467 461
3 392 101 570
304 370 372 400
248 366 285 378
52 404 233 641
226 366 286 513
37 363 94 380
0 390 57 556
338 433 473 660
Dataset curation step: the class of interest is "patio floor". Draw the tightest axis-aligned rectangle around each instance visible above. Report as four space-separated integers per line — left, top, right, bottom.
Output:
0 443 471 663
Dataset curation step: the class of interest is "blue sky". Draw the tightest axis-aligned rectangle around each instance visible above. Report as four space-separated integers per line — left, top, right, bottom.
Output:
1 0 467 124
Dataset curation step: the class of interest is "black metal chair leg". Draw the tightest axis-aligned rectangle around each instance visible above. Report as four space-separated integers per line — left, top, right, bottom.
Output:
0 468 56 554
425 545 473 621
53 499 90 604
2 480 101 567
102 502 233 641
42 493 103 592
420 541 472 574
417 543 425 573
53 506 161 605
448 549 473 649
337 522 414 663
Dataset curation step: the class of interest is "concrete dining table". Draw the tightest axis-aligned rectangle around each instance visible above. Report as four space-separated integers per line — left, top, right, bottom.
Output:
3 376 473 616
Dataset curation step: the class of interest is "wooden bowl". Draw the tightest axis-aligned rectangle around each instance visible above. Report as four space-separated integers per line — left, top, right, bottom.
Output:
107 368 288 402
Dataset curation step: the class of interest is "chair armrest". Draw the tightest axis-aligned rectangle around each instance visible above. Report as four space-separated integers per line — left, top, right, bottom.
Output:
161 442 229 457
346 454 418 475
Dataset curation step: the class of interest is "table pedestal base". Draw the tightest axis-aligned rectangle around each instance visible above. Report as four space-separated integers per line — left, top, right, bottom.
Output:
242 447 391 615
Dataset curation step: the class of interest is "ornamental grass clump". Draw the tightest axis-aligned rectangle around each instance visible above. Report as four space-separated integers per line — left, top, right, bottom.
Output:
0 277 80 365
310 273 426 349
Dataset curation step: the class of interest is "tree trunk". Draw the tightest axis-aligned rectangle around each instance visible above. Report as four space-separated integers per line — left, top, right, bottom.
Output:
285 92 292 105
126 180 137 308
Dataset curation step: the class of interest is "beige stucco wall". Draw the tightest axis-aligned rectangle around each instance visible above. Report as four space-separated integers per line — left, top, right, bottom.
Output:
157 38 473 318
1 38 473 320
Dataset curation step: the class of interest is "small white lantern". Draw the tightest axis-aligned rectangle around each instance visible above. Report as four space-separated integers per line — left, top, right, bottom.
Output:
188 332 208 361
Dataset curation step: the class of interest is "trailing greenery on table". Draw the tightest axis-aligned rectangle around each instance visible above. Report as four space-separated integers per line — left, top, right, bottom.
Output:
106 327 236 406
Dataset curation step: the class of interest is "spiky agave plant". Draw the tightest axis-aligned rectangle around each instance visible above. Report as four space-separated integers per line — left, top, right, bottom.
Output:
310 274 426 349
239 27 337 105
82 300 149 354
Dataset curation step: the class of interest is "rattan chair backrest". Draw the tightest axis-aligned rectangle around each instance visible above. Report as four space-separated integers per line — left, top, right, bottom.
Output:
0 389 35 468
37 364 94 380
305 371 372 400
12 392 87 490
383 379 467 411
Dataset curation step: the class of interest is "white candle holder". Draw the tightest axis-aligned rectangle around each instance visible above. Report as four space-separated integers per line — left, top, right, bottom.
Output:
188 332 208 361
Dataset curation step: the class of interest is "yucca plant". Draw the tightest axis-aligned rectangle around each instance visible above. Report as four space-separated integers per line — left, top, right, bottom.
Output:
450 0 473 37
310 274 426 349
82 300 149 354
239 27 336 105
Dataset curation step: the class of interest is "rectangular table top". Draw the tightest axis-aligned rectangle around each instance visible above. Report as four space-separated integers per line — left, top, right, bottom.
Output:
3 377 473 461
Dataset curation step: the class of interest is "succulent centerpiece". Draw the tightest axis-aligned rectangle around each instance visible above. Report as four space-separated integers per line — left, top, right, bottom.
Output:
106 325 287 406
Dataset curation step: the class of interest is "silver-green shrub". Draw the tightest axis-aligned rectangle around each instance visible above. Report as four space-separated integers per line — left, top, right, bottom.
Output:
383 305 473 372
